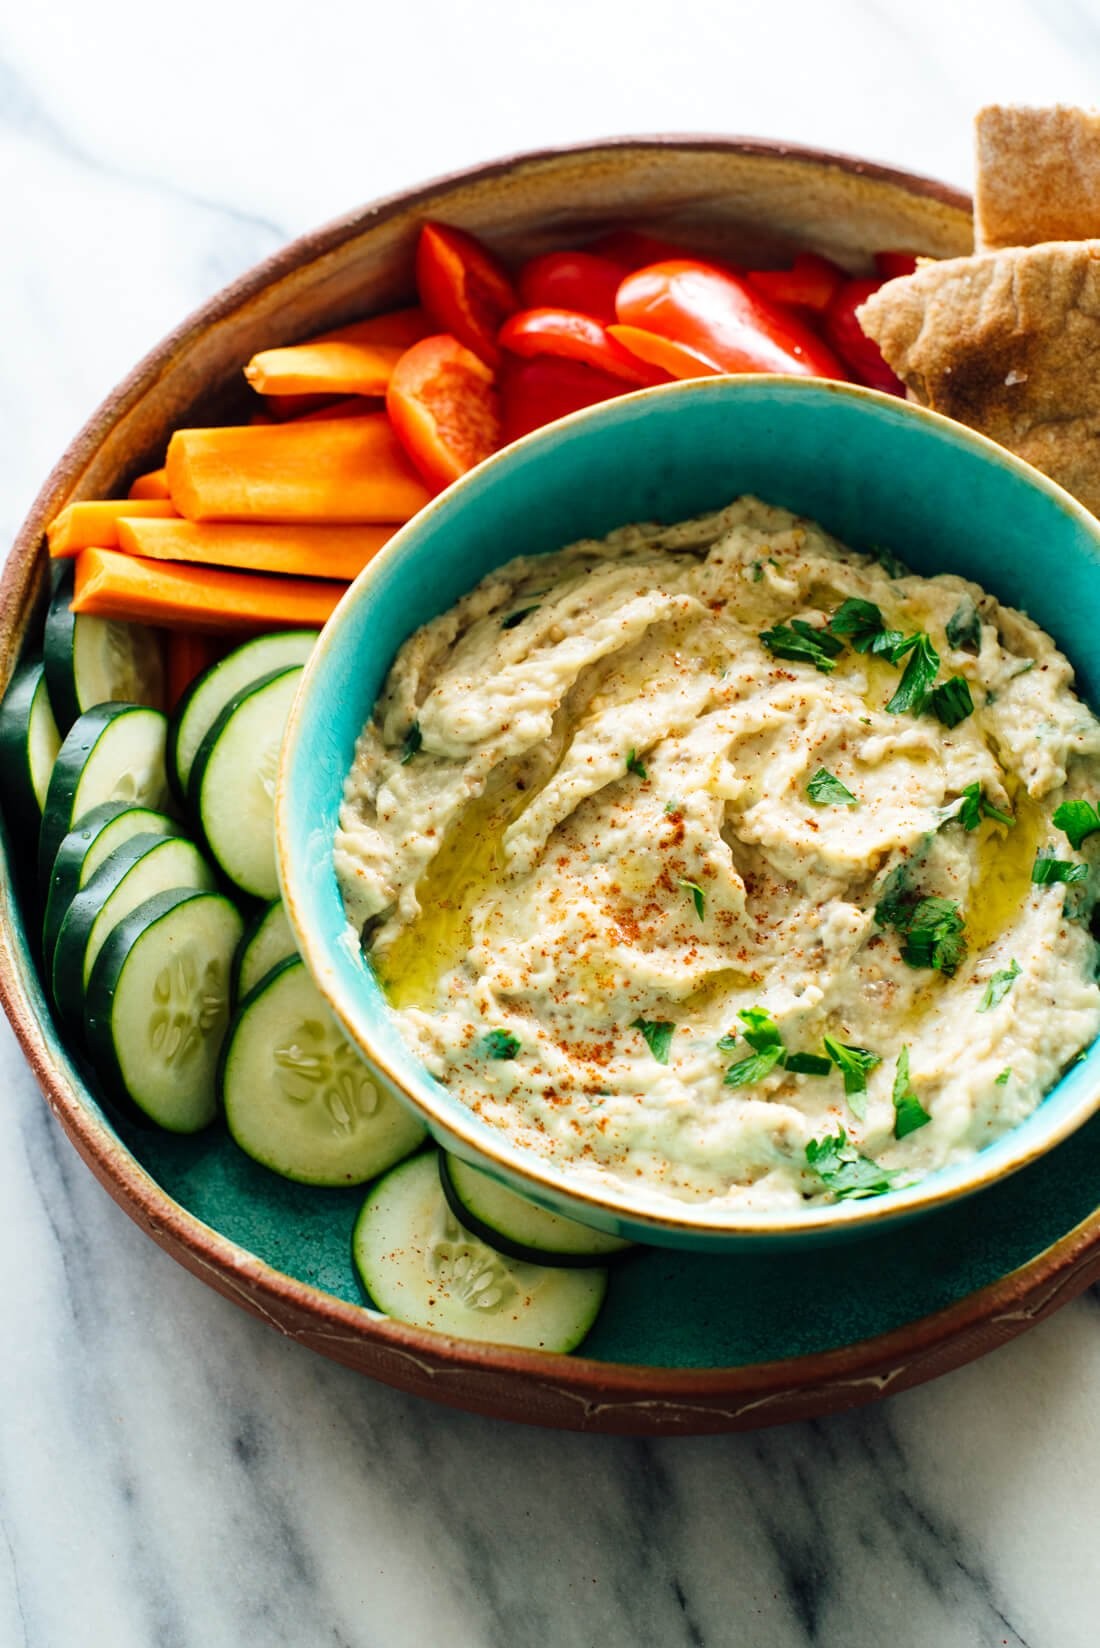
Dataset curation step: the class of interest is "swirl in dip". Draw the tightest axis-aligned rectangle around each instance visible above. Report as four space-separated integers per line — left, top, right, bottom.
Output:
334 497 1100 1210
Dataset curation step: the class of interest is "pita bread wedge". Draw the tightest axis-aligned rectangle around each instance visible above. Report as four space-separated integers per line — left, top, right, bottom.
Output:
858 240 1100 515
975 104 1100 252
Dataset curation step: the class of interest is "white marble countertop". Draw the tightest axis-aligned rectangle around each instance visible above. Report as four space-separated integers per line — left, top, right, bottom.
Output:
3 2 1099 1643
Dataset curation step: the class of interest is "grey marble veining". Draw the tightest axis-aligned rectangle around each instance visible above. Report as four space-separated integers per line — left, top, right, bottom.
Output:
3 3 1100 1643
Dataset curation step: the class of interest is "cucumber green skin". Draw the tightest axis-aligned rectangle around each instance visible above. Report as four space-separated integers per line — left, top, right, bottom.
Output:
84 887 242 1132
51 831 205 1030
438 1153 630 1270
37 702 168 890
0 659 52 842
231 899 289 1003
167 630 318 803
41 803 182 978
186 666 301 896
42 570 80 734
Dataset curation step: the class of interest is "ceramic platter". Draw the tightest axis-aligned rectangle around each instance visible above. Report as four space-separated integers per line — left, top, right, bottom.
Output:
4 138 1099 1434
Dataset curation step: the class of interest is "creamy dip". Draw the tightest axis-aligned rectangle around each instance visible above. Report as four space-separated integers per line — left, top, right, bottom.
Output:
334 497 1100 1210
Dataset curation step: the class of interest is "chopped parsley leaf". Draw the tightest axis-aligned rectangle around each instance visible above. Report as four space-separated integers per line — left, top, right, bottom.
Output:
874 546 908 579
1053 798 1100 850
481 1029 520 1059
664 797 682 815
805 1128 897 1200
886 633 940 715
501 604 540 630
995 1068 1012 1086
625 748 648 780
723 1045 784 1087
828 597 886 650
679 878 706 920
899 896 967 975
892 1045 932 1139
784 1051 833 1076
946 596 982 654
957 781 1015 831
752 560 763 581
874 863 918 930
807 767 857 806
928 674 974 729
979 958 1021 1013
400 722 422 764
737 1006 783 1051
760 621 845 674
632 1018 674 1064
823 1036 881 1117
1032 852 1088 886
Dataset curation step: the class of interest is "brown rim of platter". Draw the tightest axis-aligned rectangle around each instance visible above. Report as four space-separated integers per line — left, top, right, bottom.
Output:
7 134 1088 1436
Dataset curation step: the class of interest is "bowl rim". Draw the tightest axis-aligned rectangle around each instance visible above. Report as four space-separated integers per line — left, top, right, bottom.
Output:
278 371 1100 1243
8 133 1086 1426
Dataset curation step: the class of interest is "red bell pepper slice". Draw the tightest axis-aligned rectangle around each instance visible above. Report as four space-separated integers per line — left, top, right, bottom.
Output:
746 252 845 313
415 223 518 368
607 325 721 380
517 251 624 324
499 357 631 442
823 278 905 396
615 260 847 380
386 334 501 492
499 308 666 387
873 250 919 280
588 228 700 271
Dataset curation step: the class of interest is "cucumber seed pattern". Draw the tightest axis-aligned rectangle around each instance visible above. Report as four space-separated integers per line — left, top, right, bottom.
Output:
274 1016 382 1136
150 953 225 1065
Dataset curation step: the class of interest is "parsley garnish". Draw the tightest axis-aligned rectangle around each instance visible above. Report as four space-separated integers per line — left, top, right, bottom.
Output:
805 1128 897 1201
400 722 422 764
1032 852 1088 886
481 1029 521 1059
828 598 906 659
751 561 763 581
886 633 940 715
784 1051 833 1075
625 748 648 780
874 863 916 929
899 896 967 975
946 597 982 654
892 1045 932 1138
664 797 682 815
723 1047 784 1087
679 878 706 920
995 1068 1012 1085
718 1008 831 1085
874 546 908 579
957 782 1014 831
760 621 845 674
501 605 540 630
632 1018 674 1064
1053 799 1100 850
979 958 1021 1012
927 674 974 729
806 767 857 806
823 1035 881 1118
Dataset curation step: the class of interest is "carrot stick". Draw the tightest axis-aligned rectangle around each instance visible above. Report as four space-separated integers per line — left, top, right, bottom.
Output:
72 547 346 633
116 517 395 580
245 341 405 398
167 631 223 708
128 468 171 500
47 498 178 558
165 415 431 523
301 308 429 350
290 397 381 423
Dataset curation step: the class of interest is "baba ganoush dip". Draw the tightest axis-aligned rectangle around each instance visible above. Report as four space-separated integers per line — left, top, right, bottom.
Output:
334 496 1100 1211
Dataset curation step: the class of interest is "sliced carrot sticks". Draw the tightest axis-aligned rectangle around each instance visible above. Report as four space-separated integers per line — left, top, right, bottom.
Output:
47 498 178 558
245 341 405 398
165 415 431 523
72 548 346 633
116 518 395 580
291 397 381 423
128 468 171 500
167 631 224 708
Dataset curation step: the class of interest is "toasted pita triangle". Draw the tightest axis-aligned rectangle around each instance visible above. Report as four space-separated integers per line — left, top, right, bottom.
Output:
975 104 1100 252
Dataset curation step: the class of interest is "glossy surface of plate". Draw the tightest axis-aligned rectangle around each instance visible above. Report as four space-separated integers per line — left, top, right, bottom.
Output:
8 138 1095 1431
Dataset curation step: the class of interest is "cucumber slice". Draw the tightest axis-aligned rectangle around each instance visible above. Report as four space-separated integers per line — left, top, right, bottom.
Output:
439 1153 632 1266
44 568 164 733
189 666 302 900
42 803 182 976
353 1152 608 1351
85 888 244 1132
220 957 425 1185
232 899 296 1001
169 629 317 798
38 703 172 887
52 832 215 1026
0 659 61 839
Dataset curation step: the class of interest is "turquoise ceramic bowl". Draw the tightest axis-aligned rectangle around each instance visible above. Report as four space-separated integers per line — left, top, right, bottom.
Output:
277 374 1100 1251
